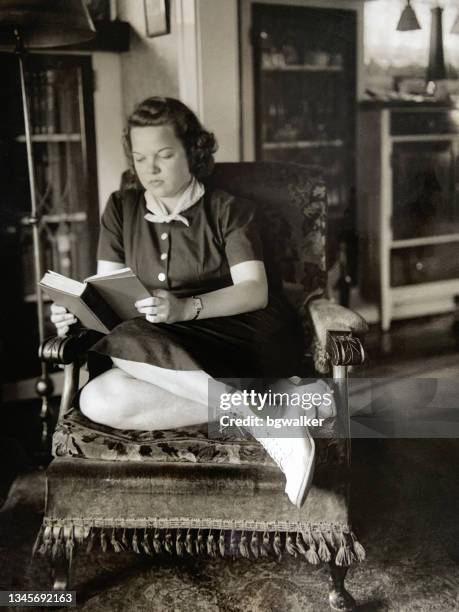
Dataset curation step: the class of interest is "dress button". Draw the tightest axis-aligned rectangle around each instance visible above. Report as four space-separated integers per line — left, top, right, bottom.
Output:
160 253 168 260
161 232 168 240
158 272 166 282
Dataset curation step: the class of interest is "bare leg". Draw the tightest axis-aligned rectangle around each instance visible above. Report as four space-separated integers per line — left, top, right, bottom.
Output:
111 357 226 406
80 367 209 430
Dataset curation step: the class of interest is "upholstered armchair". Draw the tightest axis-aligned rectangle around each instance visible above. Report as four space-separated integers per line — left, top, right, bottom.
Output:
34 162 368 611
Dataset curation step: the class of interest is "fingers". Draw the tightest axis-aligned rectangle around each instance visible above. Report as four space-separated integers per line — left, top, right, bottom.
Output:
57 325 70 337
51 312 77 325
136 304 163 315
139 303 169 323
135 296 162 308
50 303 68 314
50 303 77 333
138 306 169 324
151 289 169 298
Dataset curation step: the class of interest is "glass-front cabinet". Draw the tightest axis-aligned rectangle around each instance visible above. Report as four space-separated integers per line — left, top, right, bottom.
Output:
250 3 357 273
0 53 99 382
358 104 459 330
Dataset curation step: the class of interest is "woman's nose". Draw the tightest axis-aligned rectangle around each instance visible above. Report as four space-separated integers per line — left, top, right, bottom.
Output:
146 156 160 173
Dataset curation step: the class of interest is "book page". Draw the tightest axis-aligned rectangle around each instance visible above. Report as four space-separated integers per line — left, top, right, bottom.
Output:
85 267 133 281
39 271 85 296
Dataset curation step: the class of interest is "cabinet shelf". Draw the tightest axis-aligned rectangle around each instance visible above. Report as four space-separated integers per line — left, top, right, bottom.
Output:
16 134 82 143
20 212 88 225
391 233 459 248
262 64 343 73
262 139 344 150
24 293 52 304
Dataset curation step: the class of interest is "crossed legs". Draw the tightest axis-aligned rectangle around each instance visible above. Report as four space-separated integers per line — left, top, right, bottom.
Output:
79 357 222 430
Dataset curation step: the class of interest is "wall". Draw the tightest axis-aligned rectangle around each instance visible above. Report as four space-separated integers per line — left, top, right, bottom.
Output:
173 0 241 162
93 0 183 210
196 0 240 161
93 52 126 208
117 0 180 117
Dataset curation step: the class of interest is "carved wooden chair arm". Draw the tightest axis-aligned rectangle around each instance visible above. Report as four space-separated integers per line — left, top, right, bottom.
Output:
39 330 101 424
39 330 100 365
306 298 367 374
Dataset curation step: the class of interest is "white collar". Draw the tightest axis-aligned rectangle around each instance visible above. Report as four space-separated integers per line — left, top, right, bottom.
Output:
144 178 205 227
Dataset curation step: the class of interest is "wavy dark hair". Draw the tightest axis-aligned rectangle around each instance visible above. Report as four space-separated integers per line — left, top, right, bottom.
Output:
123 97 218 182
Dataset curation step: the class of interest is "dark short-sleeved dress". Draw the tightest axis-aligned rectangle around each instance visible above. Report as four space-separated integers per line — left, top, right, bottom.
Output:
89 186 305 382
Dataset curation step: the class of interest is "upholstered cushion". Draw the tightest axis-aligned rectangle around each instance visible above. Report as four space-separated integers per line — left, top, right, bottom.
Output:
308 298 369 347
52 407 347 470
209 163 327 304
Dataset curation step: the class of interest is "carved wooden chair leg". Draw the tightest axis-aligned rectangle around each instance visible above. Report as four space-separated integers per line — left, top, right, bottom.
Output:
51 556 70 590
328 563 356 612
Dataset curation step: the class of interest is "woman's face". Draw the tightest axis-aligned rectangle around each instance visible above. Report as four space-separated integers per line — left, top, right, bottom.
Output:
130 125 192 199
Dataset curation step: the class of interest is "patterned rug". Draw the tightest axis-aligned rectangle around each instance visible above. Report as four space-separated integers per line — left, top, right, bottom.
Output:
1 438 458 611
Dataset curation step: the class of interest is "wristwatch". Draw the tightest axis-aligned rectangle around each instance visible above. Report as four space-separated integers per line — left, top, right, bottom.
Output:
191 296 203 320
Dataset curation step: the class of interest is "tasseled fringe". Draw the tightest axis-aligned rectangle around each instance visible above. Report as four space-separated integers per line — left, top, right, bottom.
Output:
32 524 45 558
285 533 298 558
261 531 271 557
152 529 162 554
32 522 365 565
273 531 282 560
122 528 129 550
250 531 259 559
86 529 96 553
38 525 53 556
75 526 85 546
238 531 250 559
111 528 125 553
132 528 140 554
207 531 217 558
65 524 75 564
295 532 308 557
350 532 366 562
335 531 356 567
100 528 108 553
51 526 64 561
304 529 320 565
195 530 205 555
142 529 153 556
164 530 173 554
176 530 185 556
185 529 194 555
219 530 226 557
230 530 238 558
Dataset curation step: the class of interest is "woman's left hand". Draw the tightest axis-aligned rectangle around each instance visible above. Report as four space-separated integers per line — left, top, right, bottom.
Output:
135 290 191 324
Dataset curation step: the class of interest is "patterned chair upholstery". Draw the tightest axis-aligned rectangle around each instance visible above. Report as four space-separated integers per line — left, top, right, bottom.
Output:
35 162 368 611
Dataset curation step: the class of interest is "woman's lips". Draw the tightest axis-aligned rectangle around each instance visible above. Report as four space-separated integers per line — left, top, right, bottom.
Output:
149 179 164 186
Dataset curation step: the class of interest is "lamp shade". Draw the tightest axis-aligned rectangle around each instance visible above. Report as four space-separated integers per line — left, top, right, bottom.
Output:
0 0 95 49
396 0 421 32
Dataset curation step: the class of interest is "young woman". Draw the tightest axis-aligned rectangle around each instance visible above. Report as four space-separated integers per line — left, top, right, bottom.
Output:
51 97 320 508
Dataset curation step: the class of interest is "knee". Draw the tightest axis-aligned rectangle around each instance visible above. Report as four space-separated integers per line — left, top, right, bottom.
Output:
79 370 134 428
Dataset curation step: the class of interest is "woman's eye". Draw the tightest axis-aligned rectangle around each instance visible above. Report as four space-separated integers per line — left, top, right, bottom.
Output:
160 153 173 159
134 157 145 163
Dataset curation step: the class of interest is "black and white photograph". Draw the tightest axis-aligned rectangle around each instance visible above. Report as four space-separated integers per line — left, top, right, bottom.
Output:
0 0 458 610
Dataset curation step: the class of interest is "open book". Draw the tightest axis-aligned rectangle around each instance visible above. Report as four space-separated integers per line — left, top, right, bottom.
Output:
39 267 151 334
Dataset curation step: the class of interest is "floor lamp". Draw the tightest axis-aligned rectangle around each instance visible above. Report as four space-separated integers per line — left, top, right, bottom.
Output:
0 1 95 447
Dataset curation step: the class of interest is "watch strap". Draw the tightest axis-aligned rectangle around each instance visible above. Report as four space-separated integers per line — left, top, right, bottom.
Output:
191 296 203 320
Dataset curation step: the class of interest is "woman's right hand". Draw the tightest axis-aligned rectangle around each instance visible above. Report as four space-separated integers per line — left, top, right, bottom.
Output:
50 303 78 337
